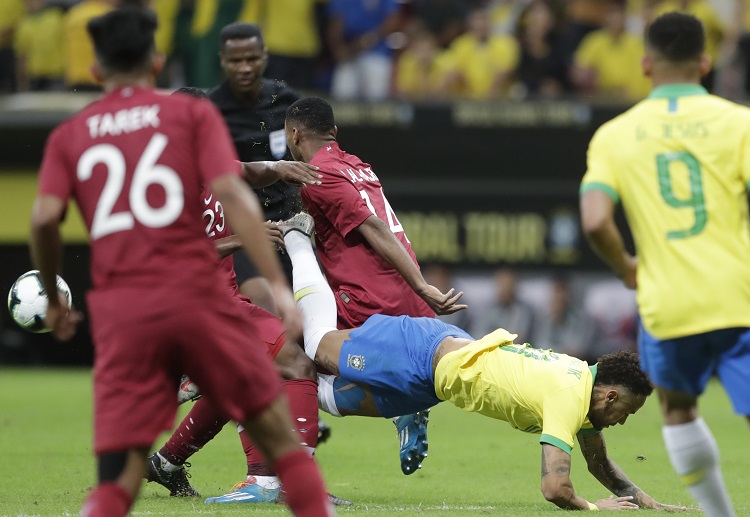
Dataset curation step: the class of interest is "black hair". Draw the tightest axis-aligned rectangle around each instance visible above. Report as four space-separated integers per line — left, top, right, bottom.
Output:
172 86 209 99
220 22 264 47
87 6 157 74
286 97 335 135
594 350 653 397
646 12 705 62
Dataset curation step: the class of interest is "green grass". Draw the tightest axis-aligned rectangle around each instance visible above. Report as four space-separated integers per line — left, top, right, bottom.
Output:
0 368 748 516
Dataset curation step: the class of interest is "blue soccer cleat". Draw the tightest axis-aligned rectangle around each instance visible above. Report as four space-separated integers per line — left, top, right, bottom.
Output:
394 409 430 475
203 479 280 504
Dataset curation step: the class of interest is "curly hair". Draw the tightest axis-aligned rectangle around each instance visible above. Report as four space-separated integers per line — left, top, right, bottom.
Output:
594 350 653 397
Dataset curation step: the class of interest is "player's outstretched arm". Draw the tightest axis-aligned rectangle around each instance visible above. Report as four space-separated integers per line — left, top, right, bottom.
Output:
577 432 697 511
540 443 638 510
30 195 82 341
212 222 283 259
356 215 468 315
241 161 322 188
211 174 303 340
580 190 637 289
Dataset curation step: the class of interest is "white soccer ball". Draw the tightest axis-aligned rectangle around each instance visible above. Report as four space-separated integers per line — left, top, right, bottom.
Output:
7 270 72 333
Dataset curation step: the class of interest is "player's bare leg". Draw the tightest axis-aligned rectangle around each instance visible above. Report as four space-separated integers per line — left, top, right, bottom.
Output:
658 387 736 516
81 447 148 517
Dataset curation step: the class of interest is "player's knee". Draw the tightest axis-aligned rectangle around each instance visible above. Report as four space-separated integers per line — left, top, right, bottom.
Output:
275 341 317 381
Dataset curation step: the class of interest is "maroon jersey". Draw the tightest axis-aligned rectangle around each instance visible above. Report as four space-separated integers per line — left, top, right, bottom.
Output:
302 142 433 325
38 86 241 292
200 186 239 296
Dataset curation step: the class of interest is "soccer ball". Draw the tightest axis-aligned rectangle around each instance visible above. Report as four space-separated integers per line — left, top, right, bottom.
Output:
7 270 72 333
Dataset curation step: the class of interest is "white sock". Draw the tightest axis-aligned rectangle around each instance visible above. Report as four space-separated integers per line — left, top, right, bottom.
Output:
156 452 180 472
284 231 337 359
662 418 736 517
317 374 342 417
247 475 281 489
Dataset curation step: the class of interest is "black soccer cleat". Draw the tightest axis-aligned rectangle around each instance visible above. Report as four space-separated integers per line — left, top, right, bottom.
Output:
145 452 200 497
317 417 332 445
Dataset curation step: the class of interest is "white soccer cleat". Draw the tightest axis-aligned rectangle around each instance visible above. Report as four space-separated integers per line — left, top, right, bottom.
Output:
177 375 201 405
278 212 314 238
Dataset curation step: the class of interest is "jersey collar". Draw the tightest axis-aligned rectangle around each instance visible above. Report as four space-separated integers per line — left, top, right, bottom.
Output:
589 363 598 383
648 83 708 99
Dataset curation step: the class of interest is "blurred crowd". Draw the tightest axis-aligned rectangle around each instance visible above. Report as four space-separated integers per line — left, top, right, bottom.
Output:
423 265 638 364
1 0 750 102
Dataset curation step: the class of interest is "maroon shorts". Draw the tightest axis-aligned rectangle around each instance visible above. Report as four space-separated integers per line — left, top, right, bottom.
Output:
233 294 286 358
87 285 282 455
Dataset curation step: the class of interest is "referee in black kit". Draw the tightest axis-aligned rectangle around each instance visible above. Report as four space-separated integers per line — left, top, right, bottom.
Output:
209 22 305 312
208 21 338 451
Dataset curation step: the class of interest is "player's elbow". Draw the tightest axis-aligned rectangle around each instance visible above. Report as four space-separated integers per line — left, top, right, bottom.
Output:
540 480 574 508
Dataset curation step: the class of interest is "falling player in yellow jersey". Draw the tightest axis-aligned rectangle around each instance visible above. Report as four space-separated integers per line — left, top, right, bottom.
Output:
278 213 692 512
580 12 750 517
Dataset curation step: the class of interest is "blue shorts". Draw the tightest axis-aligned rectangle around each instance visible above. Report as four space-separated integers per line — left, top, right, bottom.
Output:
638 323 750 415
338 314 473 418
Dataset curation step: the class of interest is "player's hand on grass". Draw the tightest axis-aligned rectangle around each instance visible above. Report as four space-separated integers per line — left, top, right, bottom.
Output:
271 161 322 187
45 293 83 341
264 221 284 247
420 285 468 315
271 283 304 344
594 495 639 510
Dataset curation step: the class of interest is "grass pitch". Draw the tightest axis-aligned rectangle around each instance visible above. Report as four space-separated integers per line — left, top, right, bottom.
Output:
1 368 748 516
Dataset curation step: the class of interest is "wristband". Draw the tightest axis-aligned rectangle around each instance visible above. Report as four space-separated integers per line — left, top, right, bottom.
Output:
587 501 599 511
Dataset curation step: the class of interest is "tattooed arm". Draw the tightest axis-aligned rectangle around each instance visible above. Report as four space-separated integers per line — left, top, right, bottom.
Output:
577 432 693 511
540 443 638 510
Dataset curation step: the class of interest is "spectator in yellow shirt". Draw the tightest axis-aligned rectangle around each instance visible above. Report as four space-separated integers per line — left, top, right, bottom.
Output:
394 27 450 99
257 0 326 91
0 0 24 92
14 0 65 91
572 0 650 101
64 0 115 91
439 5 520 98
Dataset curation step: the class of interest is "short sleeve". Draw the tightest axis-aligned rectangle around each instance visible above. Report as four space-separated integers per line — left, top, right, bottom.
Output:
192 100 241 185
580 125 620 203
301 173 373 238
539 387 588 455
38 125 74 201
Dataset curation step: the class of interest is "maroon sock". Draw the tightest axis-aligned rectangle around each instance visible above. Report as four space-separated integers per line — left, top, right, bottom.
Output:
80 482 132 517
274 449 331 517
243 379 319 477
160 397 229 465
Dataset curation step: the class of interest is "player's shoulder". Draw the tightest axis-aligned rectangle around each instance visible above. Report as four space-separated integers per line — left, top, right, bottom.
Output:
704 94 750 119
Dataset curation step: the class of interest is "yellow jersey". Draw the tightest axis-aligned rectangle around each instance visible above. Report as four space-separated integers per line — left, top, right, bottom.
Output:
262 0 322 58
581 84 750 339
443 33 519 98
0 0 23 48
63 0 112 86
435 329 599 455
14 8 65 78
575 30 651 101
